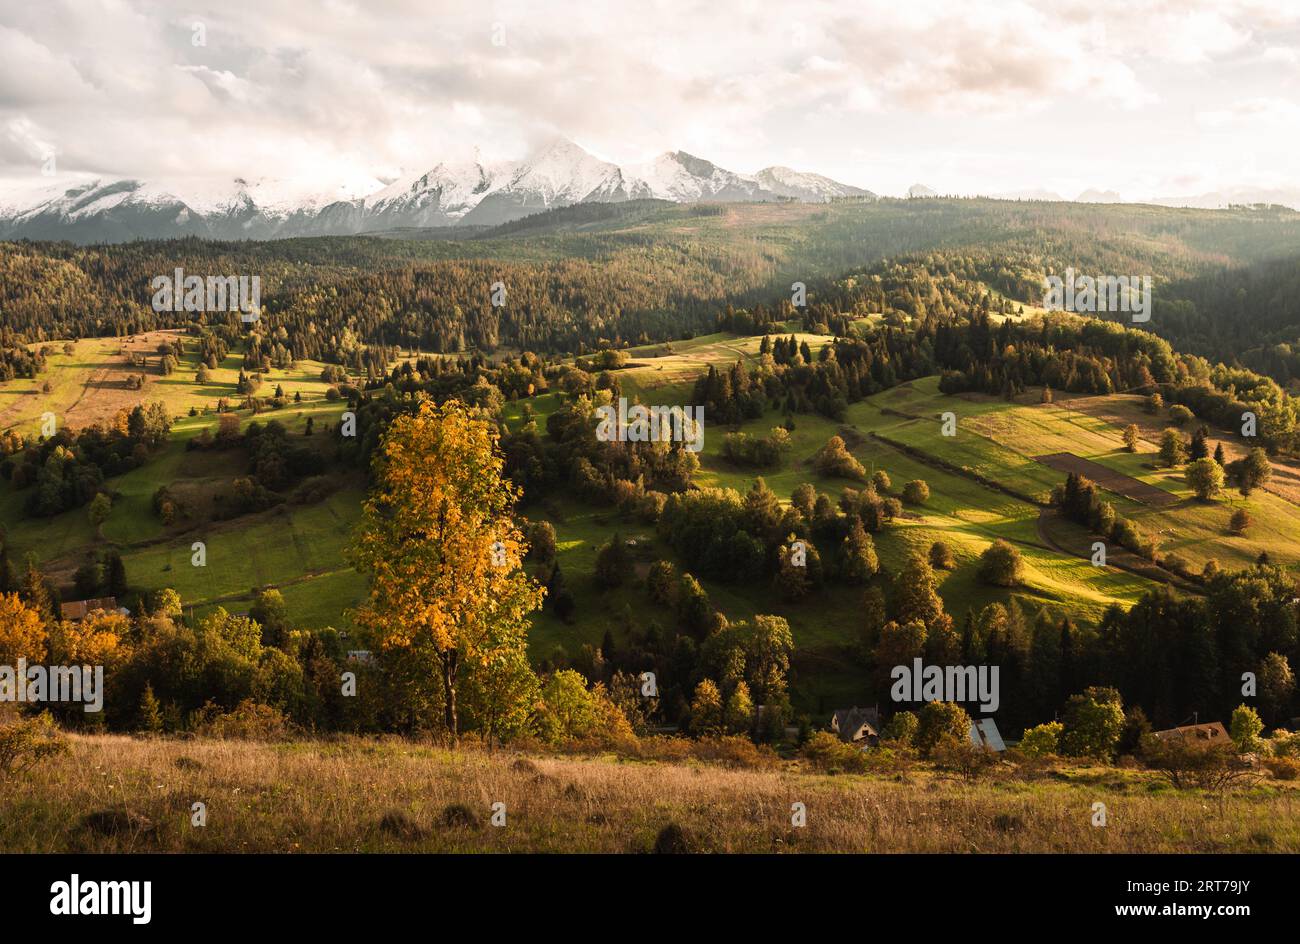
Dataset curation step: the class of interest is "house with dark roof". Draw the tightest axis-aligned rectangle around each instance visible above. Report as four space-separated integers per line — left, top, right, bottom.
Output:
831 706 882 746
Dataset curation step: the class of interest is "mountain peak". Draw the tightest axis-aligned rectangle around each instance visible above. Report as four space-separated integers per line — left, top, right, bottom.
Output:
0 142 875 242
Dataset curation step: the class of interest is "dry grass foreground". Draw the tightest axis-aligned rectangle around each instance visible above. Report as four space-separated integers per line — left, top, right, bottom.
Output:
2 734 1298 853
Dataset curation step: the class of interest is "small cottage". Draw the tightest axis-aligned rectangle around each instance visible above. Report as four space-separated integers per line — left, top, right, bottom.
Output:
831 706 882 746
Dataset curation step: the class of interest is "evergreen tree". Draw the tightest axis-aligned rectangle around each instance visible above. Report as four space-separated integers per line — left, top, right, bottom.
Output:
138 682 163 733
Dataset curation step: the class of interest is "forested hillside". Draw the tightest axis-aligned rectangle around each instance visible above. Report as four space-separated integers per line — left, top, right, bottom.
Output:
2 197 1300 768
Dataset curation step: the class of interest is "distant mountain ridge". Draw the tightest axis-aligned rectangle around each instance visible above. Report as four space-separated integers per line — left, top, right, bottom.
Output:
0 137 874 244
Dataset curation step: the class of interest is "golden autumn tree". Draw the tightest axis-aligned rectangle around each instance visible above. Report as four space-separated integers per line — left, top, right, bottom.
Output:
0 592 47 665
348 400 544 743
47 610 130 668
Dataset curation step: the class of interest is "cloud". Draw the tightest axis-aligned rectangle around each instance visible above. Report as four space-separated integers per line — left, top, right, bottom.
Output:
1197 96 1300 129
0 0 1293 199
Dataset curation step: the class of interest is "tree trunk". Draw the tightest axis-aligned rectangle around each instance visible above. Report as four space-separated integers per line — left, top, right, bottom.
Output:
442 651 459 746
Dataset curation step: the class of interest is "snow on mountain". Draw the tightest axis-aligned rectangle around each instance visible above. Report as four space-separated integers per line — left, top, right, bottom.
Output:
754 166 872 201
907 183 938 198
626 151 765 202
364 158 517 228
0 138 873 243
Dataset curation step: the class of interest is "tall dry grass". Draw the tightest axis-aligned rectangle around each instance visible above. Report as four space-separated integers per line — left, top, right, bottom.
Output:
1 734 1296 853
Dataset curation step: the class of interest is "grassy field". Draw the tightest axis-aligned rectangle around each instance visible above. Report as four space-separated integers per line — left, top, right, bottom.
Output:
2 733 1295 853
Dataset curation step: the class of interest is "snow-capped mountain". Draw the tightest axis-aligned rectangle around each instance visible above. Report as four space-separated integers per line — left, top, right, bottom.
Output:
755 166 870 202
0 138 873 244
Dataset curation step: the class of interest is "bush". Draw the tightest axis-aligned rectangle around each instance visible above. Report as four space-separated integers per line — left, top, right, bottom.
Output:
931 734 996 780
0 711 67 777
689 735 779 769
928 540 955 570
1229 508 1252 534
1263 756 1300 781
193 700 293 740
1141 736 1259 792
801 730 870 773
1019 721 1063 757
901 479 930 505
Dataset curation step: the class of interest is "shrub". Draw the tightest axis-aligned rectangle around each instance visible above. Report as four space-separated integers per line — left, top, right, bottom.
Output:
652 822 699 854
901 479 930 505
801 730 870 773
689 735 779 769
1229 508 1252 534
194 699 292 741
931 734 996 780
1019 721 1063 757
0 711 67 777
928 540 955 570
1141 737 1260 792
1263 756 1300 781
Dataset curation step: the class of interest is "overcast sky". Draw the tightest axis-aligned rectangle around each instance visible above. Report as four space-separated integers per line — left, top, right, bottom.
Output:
1 0 1298 198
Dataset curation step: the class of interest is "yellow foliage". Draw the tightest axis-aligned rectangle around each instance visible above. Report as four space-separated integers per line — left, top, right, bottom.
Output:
348 400 545 737
47 611 129 667
0 593 46 664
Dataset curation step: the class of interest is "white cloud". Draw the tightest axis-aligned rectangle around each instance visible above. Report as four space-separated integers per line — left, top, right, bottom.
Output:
0 0 1293 199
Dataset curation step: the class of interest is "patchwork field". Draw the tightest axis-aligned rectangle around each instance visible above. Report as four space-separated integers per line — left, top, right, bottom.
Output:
0 332 356 628
0 330 346 439
1034 452 1179 506
9 331 1300 712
